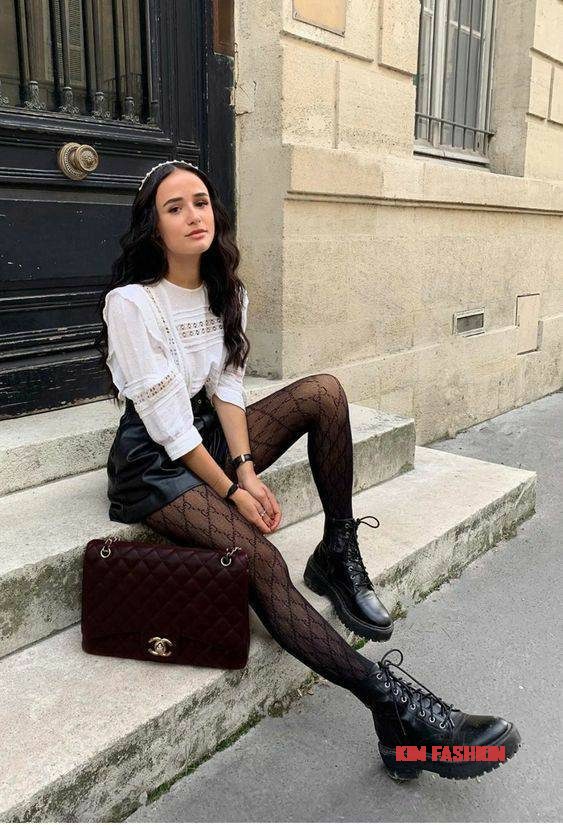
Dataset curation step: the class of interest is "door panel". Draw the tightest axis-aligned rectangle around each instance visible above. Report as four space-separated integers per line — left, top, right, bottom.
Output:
0 0 234 418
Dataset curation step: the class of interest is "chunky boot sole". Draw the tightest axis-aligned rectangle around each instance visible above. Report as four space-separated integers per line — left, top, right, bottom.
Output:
377 722 522 781
304 555 393 642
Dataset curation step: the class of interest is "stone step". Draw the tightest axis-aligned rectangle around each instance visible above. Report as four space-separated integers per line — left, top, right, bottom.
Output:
0 403 414 659
0 377 286 497
0 447 536 823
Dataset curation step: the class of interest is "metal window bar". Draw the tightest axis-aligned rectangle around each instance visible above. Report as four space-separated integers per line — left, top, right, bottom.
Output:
416 112 494 153
449 0 462 146
461 0 474 148
427 0 439 143
57 0 80 113
415 2 424 135
110 0 123 119
415 0 496 156
80 0 95 115
470 0 486 151
121 0 139 121
141 0 160 126
415 2 427 137
438 0 451 145
415 0 437 142
482 0 497 152
89 0 111 118
14 0 46 109
48 0 63 108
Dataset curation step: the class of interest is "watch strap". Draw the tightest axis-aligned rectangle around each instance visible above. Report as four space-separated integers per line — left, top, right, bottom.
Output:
224 482 239 500
232 453 254 470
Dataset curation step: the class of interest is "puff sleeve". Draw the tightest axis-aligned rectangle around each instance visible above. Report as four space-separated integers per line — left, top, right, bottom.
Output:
103 289 203 460
213 288 249 411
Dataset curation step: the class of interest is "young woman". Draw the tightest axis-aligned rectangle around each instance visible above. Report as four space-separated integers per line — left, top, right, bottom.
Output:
95 160 521 781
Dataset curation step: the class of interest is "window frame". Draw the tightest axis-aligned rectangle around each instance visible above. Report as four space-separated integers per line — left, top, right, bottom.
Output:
414 0 498 166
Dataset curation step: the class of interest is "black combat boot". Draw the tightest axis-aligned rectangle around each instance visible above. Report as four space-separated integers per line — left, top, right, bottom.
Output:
354 649 521 781
303 515 393 641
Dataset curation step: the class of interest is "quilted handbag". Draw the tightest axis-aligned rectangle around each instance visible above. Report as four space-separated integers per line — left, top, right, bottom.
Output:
81 536 250 669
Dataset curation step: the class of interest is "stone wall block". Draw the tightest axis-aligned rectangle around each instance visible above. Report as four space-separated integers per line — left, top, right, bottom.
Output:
550 65 563 124
378 0 420 75
528 55 552 118
337 62 415 156
282 41 337 147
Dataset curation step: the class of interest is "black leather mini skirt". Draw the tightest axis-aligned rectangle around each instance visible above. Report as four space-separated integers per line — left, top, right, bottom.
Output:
107 386 230 524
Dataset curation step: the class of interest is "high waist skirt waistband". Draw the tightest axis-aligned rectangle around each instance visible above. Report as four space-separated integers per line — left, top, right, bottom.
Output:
124 385 210 415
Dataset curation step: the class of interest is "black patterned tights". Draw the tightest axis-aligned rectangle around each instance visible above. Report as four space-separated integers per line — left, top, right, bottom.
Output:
143 374 375 699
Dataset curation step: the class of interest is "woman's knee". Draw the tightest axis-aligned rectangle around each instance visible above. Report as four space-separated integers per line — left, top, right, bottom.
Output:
287 374 348 424
310 373 348 406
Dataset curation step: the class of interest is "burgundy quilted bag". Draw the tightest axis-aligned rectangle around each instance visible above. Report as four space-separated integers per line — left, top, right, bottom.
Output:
81 536 250 669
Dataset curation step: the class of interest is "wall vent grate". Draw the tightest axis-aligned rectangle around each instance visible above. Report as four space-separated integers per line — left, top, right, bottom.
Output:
453 308 485 336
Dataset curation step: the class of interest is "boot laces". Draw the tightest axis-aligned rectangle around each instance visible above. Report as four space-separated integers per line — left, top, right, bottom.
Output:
377 649 457 729
342 516 380 589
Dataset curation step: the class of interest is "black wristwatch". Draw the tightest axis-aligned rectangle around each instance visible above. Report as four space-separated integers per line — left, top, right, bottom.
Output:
231 452 254 470
224 481 240 501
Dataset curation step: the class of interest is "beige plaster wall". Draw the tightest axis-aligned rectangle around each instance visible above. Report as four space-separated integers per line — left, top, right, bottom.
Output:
234 0 563 444
525 0 563 179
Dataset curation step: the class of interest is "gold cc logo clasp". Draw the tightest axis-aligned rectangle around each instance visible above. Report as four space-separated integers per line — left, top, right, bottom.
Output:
147 636 174 657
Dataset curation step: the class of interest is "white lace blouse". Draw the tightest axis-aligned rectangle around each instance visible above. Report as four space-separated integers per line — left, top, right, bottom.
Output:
103 278 249 461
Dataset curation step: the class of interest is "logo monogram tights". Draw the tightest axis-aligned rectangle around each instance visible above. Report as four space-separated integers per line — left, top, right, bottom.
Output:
144 374 375 695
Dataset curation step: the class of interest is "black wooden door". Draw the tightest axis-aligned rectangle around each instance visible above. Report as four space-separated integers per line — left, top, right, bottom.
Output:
0 0 234 418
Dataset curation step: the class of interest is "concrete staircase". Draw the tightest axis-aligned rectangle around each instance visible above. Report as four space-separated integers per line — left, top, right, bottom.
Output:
0 378 536 822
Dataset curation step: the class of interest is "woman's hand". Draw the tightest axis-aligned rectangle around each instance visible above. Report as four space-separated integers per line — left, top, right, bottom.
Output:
232 465 282 534
230 487 279 534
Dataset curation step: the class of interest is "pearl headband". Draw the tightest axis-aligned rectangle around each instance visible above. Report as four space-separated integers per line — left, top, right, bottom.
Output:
138 159 199 192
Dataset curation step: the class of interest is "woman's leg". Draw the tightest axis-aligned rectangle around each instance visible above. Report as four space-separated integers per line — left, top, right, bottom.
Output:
143 395 521 781
144 482 375 696
233 372 390 636
235 373 353 520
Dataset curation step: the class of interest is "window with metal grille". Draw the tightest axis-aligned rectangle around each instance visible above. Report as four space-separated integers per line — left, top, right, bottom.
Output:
414 0 497 160
0 0 155 124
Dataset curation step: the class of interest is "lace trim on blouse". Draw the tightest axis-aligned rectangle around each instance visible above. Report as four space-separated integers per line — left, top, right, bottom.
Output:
129 370 178 408
142 285 184 377
177 317 223 339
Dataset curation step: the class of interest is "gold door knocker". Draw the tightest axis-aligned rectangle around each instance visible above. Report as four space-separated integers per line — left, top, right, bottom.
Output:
57 142 99 180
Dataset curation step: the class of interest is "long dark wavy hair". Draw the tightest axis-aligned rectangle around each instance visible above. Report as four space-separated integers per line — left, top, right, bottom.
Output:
94 161 250 405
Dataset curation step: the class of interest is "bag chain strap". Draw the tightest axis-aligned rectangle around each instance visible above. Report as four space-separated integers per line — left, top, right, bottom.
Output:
98 536 240 567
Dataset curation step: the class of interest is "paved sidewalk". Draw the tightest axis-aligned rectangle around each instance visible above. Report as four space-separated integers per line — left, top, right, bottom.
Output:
129 390 562 823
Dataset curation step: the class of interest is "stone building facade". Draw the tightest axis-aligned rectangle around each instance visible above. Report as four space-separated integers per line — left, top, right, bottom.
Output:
234 0 562 442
